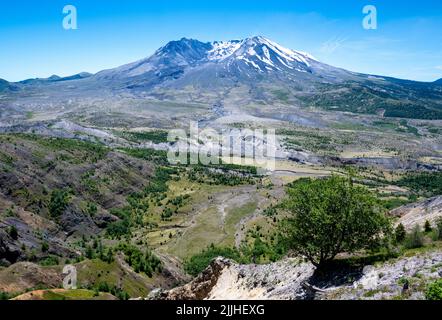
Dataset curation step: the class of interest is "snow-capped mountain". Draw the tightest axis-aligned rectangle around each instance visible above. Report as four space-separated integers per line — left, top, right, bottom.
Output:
96 36 326 80
207 40 243 61
207 36 317 74
97 38 212 79
215 36 316 73
90 35 362 103
5 36 442 120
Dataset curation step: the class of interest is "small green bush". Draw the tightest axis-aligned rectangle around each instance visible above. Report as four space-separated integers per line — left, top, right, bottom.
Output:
94 282 130 300
116 243 162 277
395 223 406 243
426 279 442 300
8 226 18 240
424 220 432 233
39 256 59 266
404 225 424 249
41 241 49 252
48 189 71 217
0 291 11 300
184 245 242 276
436 218 442 240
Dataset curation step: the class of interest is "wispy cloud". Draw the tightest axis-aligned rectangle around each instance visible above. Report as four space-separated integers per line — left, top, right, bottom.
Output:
319 36 348 55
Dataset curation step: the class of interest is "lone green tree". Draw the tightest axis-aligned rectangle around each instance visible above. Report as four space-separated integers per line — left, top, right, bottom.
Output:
48 189 70 218
437 218 442 240
395 223 406 243
424 220 432 233
280 176 391 269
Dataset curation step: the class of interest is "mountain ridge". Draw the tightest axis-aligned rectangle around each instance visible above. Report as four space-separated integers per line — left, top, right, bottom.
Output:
94 36 342 81
2 36 442 120
18 72 93 85
4 36 440 85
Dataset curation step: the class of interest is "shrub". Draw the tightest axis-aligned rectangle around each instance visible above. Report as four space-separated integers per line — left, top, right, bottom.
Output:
424 220 432 233
184 245 242 276
41 241 49 252
426 279 442 300
8 226 18 240
85 245 94 259
0 292 11 300
85 202 98 216
436 218 442 240
94 282 130 300
106 219 131 238
39 256 59 266
395 223 406 243
117 243 162 277
280 175 391 268
48 189 70 217
404 225 424 249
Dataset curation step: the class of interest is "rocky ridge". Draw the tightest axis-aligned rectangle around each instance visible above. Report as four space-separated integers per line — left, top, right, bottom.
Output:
153 252 442 300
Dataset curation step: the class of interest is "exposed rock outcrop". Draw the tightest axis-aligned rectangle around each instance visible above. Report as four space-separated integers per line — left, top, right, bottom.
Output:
0 262 62 293
155 251 442 300
391 196 442 230
0 228 22 266
154 257 316 300
153 258 232 300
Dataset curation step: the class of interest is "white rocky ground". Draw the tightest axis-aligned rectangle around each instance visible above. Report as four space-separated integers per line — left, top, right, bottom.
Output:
392 196 442 231
329 251 442 300
153 250 442 300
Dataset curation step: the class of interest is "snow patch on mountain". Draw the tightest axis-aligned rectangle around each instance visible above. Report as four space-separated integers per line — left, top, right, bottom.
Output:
96 36 319 79
207 36 316 73
208 40 243 61
254 36 314 66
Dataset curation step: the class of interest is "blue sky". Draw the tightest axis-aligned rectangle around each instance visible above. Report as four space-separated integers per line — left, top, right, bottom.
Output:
1 0 441 82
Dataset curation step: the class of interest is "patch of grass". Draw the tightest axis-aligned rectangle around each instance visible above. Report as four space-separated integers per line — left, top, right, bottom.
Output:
38 289 117 300
13 134 108 163
41 290 67 300
25 111 34 120
222 202 257 246
0 291 12 300
39 256 59 266
75 259 151 298
184 244 243 276
169 206 225 259
277 128 345 154
372 120 399 131
363 289 381 298
271 90 290 103
116 243 162 277
0 151 14 165
331 123 367 131
428 127 442 135
120 147 168 164
42 289 101 300
396 120 419 136
119 130 169 144
48 189 71 218
382 197 411 210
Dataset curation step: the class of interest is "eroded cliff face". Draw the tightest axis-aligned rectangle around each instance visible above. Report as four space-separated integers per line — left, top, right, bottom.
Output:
150 258 233 300
153 251 442 300
392 196 442 231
